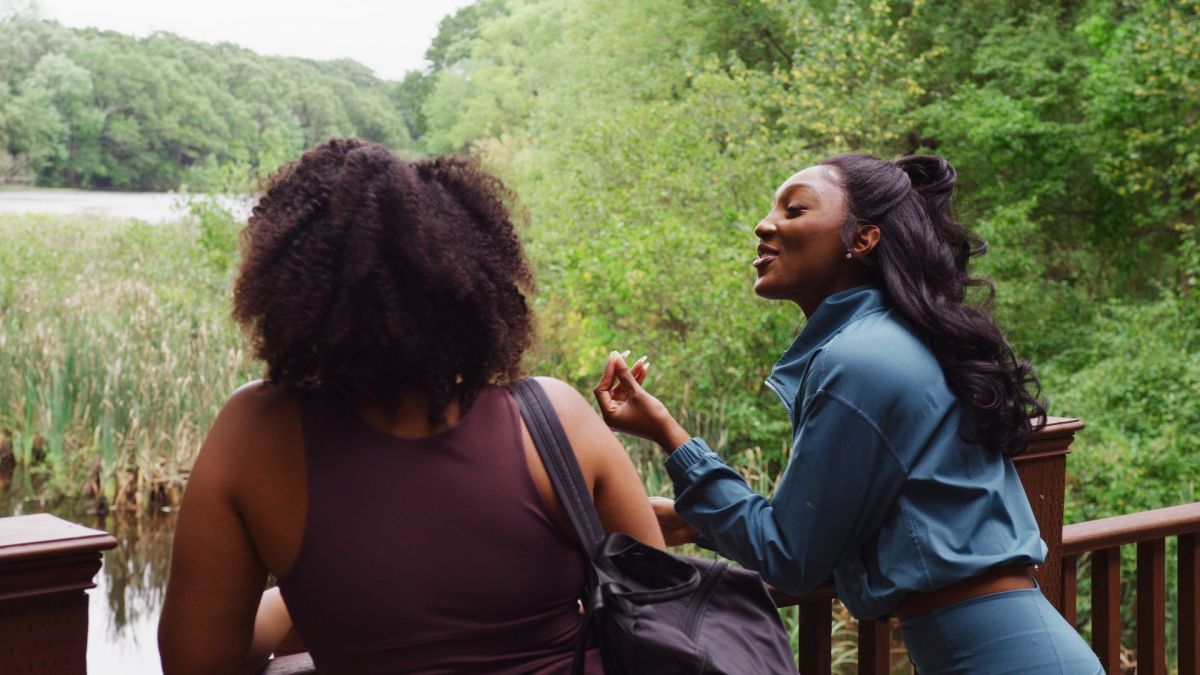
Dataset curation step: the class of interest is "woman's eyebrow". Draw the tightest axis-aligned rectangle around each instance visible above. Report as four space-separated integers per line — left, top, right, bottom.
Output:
777 183 819 203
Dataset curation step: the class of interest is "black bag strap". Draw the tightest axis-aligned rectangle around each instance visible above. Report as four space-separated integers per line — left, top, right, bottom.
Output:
509 378 605 554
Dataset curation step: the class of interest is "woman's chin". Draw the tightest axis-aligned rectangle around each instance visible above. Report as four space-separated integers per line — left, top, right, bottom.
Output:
753 278 786 300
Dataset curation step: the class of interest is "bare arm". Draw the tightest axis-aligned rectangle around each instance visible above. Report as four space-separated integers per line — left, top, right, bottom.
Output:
533 377 666 549
158 391 290 675
247 588 293 669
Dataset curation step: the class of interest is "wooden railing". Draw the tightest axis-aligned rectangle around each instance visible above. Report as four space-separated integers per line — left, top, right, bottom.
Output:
0 514 117 675
778 417 1200 675
776 502 1200 675
1060 502 1200 675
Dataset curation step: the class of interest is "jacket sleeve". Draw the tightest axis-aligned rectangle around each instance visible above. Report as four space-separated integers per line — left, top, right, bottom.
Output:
666 390 908 595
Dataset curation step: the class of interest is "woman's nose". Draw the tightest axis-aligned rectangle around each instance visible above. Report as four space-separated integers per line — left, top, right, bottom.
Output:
754 219 775 238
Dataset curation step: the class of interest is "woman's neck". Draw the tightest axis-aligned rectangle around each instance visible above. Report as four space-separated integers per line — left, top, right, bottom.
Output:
795 271 876 319
357 389 462 439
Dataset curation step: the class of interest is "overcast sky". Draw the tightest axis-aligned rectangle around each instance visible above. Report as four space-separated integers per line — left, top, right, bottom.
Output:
25 0 477 81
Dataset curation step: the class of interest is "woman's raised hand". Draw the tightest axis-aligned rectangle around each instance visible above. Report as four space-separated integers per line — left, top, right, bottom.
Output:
593 351 690 453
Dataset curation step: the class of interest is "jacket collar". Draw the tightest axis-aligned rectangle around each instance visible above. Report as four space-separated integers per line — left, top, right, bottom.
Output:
765 284 888 422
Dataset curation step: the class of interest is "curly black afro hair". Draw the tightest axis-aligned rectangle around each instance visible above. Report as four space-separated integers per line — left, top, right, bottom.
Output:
233 138 534 423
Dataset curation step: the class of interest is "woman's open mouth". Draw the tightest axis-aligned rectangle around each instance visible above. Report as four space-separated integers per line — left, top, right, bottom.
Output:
753 244 779 269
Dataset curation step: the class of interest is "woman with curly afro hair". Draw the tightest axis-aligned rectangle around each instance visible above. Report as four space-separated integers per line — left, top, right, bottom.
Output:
159 139 662 675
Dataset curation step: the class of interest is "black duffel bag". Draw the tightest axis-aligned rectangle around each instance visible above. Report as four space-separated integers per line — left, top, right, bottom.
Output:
510 379 796 675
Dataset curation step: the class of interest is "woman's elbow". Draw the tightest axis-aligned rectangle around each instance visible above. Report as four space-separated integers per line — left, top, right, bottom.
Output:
158 621 249 675
753 542 825 596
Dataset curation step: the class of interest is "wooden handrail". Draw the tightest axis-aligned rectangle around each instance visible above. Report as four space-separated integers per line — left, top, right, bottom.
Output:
0 514 117 675
1060 505 1200 675
1062 502 1200 556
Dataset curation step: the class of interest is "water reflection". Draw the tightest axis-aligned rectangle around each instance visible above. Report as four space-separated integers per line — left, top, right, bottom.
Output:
0 188 251 224
2 475 175 674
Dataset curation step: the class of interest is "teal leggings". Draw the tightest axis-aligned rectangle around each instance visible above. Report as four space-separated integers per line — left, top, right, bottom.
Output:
899 587 1104 674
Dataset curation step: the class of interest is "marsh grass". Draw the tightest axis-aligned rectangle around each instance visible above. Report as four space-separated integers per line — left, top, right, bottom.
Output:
0 213 257 508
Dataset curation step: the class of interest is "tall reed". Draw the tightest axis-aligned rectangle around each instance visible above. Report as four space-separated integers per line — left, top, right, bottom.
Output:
0 213 258 506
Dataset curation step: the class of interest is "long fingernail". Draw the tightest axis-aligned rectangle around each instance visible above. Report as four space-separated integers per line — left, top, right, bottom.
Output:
636 355 647 365
620 350 631 359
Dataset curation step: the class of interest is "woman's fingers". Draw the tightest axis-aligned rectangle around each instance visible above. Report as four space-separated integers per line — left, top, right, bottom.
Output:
633 357 648 385
594 350 652 429
601 352 647 399
593 352 619 410
615 357 648 396
612 353 641 392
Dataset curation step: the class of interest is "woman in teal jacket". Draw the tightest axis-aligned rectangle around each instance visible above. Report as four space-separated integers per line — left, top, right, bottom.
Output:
595 154 1103 673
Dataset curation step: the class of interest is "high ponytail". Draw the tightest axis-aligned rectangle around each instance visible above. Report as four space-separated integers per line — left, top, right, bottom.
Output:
821 153 1046 456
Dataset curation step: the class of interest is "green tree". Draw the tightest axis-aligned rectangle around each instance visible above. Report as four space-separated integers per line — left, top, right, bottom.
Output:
4 68 67 177
0 16 415 189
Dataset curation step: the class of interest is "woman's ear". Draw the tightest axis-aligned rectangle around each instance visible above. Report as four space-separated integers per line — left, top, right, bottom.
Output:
853 224 881 257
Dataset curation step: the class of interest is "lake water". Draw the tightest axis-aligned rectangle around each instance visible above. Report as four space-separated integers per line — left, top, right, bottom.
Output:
0 188 252 223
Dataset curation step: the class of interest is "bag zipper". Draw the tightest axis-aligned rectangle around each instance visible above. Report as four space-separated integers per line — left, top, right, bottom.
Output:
681 562 727 641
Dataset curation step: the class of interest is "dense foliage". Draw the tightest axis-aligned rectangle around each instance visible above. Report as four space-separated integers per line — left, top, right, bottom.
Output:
2 1 1197 524
0 15 411 190
394 0 1200 521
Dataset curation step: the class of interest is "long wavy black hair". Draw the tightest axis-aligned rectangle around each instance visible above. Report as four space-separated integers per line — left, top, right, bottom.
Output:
821 153 1046 455
233 139 534 425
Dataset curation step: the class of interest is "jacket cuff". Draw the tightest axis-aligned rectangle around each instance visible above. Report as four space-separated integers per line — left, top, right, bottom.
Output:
665 437 718 486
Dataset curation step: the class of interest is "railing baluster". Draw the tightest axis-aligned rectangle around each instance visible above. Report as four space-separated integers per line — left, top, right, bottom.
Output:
1091 546 1122 674
797 597 832 674
1062 554 1078 626
1137 538 1167 675
1182 532 1199 675
857 618 890 675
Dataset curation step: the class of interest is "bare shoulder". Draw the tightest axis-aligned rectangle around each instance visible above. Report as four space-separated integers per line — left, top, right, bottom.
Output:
215 380 300 432
527 376 620 464
222 379 297 422
529 377 605 430
531 376 591 411
194 380 303 481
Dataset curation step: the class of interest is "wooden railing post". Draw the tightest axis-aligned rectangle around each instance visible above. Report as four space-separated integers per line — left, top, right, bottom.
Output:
1137 538 1167 675
1181 532 1199 675
1061 554 1079 626
857 619 890 675
797 595 832 674
1013 416 1082 614
0 513 116 675
1091 546 1122 673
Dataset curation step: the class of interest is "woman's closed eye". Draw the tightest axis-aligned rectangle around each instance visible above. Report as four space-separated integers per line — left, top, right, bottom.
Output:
785 204 807 218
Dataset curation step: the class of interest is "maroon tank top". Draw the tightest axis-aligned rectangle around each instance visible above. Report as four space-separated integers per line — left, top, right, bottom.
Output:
277 386 601 674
